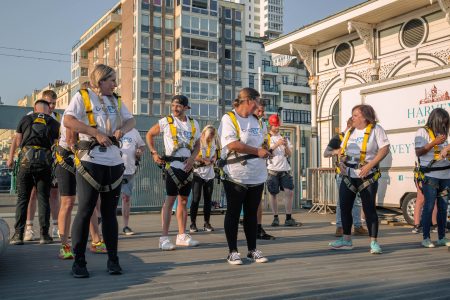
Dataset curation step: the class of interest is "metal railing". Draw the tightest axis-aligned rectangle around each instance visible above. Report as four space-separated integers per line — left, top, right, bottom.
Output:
307 168 337 214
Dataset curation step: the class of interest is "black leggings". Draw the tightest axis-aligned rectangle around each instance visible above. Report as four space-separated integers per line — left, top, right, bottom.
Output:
190 174 214 224
339 175 379 237
72 161 123 261
223 180 264 253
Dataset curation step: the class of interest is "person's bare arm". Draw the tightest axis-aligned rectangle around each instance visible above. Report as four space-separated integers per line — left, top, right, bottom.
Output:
7 133 21 168
64 115 112 147
146 123 163 165
113 117 136 140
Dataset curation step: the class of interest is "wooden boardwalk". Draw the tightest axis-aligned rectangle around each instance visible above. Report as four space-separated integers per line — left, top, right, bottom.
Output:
1 211 449 300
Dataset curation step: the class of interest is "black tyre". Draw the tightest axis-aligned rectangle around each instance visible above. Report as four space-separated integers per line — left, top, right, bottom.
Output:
401 193 417 225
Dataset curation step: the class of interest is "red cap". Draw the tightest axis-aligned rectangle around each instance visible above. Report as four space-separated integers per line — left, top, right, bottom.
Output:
268 114 280 126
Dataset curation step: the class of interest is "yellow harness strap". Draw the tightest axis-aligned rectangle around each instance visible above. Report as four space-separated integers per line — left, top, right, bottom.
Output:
167 115 196 152
424 126 441 161
80 89 97 128
341 124 373 164
227 111 241 140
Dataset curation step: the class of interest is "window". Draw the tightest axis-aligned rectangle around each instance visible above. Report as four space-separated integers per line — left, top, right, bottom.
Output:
154 0 161 5
154 38 161 49
282 75 288 84
192 0 207 9
182 15 190 28
165 83 173 94
154 16 161 27
166 0 173 7
249 74 255 89
191 17 199 30
235 31 241 41
153 103 161 115
209 62 217 73
224 69 231 79
142 35 149 48
225 49 231 59
165 18 173 29
235 11 241 21
224 8 231 19
165 40 173 51
210 20 218 33
201 19 208 31
165 61 173 73
153 82 161 93
191 60 199 70
200 61 209 72
235 50 241 61
224 28 232 39
248 54 255 69
153 60 161 72
141 102 148 114
81 67 88 77
142 14 150 26
141 80 149 91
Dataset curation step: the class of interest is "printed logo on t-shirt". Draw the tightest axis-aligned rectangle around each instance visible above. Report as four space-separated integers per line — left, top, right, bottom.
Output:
121 136 133 144
242 128 262 135
181 131 192 139
94 106 118 114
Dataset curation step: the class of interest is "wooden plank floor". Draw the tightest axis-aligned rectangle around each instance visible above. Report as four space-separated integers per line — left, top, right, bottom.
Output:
1 211 449 300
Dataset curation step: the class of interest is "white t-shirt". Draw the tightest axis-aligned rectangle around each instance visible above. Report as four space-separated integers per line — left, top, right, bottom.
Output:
121 128 146 175
58 114 70 149
194 142 216 180
218 110 267 184
415 127 450 179
64 89 133 166
267 133 293 172
158 114 200 170
341 124 390 178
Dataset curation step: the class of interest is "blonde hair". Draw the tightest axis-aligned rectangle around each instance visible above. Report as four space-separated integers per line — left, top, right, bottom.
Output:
201 125 216 147
89 64 115 96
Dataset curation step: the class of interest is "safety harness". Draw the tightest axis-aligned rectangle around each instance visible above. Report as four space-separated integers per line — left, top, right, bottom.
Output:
74 89 124 192
340 124 381 194
54 145 76 175
193 140 213 169
414 126 450 199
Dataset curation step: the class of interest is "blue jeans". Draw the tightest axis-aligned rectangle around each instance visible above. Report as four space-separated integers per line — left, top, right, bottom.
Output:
336 176 362 228
421 176 450 240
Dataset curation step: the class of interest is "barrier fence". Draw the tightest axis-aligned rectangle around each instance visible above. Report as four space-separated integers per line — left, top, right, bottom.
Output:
307 168 337 214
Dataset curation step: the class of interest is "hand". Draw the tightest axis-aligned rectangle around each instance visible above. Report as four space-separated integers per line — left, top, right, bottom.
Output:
151 152 164 165
358 163 373 178
203 158 212 166
184 157 195 172
6 158 14 169
257 147 271 159
434 135 447 146
440 146 450 159
95 131 113 147
113 129 124 140
136 148 143 159
332 149 341 156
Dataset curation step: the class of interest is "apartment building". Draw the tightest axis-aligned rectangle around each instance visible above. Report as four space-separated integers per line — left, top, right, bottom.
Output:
17 80 70 109
71 0 245 120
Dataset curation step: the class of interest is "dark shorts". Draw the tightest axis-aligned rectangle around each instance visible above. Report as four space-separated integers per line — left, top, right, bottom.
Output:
55 163 76 196
121 174 134 197
165 167 192 197
266 171 294 195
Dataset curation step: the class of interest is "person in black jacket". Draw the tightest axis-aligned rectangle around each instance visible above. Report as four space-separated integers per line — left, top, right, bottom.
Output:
8 99 60 245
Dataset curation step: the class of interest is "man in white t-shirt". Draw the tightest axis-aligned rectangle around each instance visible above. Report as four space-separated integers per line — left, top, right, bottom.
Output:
120 128 146 236
266 114 301 227
146 95 201 251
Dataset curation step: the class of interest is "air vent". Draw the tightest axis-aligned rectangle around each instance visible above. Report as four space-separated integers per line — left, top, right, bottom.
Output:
402 19 425 48
334 43 352 68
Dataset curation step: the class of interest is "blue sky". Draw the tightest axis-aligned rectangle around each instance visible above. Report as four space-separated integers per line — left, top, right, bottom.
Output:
0 0 365 105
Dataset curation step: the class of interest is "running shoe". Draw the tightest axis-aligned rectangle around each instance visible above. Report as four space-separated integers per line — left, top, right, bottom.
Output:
107 257 122 275
329 237 353 250
227 252 243 265
58 243 74 260
90 240 107 253
204 222 214 232
435 237 450 247
421 238 435 248
271 216 280 227
247 249 269 263
24 228 35 241
51 226 59 238
122 226 135 236
257 227 276 240
335 227 343 237
159 236 175 251
189 223 198 233
176 233 199 247
411 225 422 234
10 233 24 245
353 226 369 236
370 241 382 254
72 260 89 278
284 218 302 227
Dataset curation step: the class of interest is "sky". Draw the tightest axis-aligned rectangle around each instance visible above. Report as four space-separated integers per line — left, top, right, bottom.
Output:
0 0 366 106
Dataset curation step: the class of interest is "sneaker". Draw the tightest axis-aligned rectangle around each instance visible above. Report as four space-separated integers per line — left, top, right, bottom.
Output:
159 236 176 251
176 233 199 247
90 240 107 253
335 227 343 237
353 226 369 236
284 218 302 227
51 226 60 238
411 225 422 234
431 225 438 233
257 227 276 240
189 223 198 233
247 249 268 263
370 241 382 254
421 238 436 248
204 222 214 232
271 216 280 227
436 237 450 247
227 251 243 265
107 257 122 275
329 237 353 250
122 226 135 236
10 233 24 245
24 228 35 241
72 260 89 278
59 244 74 260
40 233 53 245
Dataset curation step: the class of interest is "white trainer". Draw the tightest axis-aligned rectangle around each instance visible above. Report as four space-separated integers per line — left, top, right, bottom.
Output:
159 236 176 251
227 252 243 265
24 228 35 241
51 226 60 238
247 249 269 263
176 233 199 247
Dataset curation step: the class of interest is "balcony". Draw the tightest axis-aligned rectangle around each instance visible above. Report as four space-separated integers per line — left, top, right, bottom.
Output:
78 13 121 50
262 65 278 74
262 85 279 94
279 82 310 94
265 105 279 113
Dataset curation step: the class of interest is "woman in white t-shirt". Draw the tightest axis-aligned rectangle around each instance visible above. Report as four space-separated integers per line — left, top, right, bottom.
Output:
218 87 271 265
64 64 136 278
414 108 450 248
329 104 390 254
190 125 217 233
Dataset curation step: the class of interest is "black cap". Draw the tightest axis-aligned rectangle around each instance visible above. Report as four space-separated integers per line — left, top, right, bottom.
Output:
171 95 190 109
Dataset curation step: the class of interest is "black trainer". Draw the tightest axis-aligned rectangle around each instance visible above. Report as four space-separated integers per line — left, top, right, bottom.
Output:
40 233 53 244
257 227 275 240
10 232 24 245
204 222 214 232
107 258 122 275
189 223 198 233
72 260 89 278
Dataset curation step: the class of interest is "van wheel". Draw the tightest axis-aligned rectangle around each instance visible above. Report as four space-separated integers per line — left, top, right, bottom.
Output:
401 193 417 225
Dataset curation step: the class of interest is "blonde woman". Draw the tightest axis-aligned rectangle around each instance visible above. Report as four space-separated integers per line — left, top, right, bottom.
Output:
64 64 136 278
190 125 217 232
